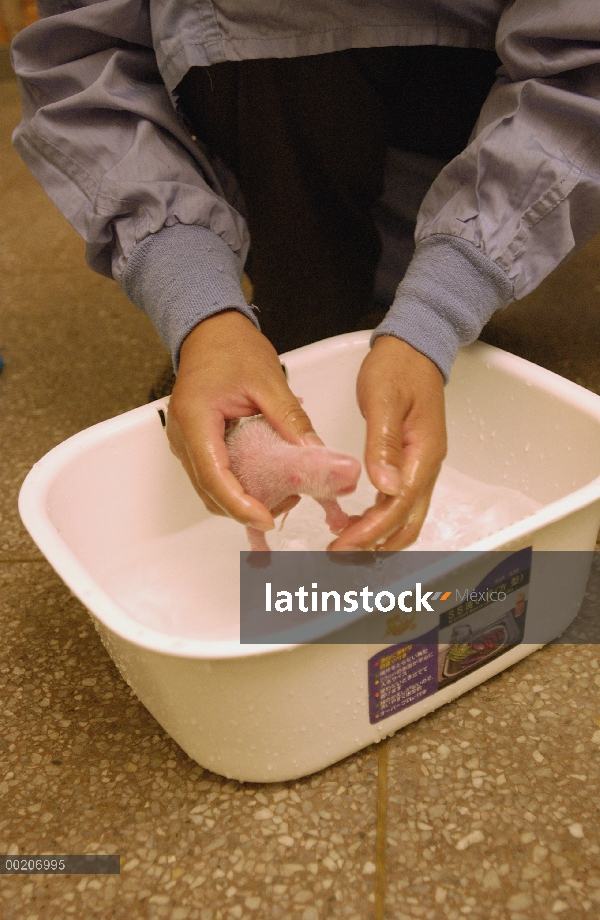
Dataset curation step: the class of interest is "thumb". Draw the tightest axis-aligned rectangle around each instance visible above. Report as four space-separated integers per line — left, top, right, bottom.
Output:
357 337 446 500
357 338 408 496
259 373 324 448
362 388 406 496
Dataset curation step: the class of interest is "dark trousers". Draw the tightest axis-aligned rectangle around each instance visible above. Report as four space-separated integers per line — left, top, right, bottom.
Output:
176 47 498 354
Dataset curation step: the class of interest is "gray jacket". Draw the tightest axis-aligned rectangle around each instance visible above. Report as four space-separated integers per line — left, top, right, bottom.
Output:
11 1 600 378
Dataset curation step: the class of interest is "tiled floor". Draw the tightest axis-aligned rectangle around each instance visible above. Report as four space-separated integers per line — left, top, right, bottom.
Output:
1 74 600 920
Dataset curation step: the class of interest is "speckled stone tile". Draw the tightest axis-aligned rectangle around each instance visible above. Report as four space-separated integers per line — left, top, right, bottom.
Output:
383 644 600 920
0 80 169 559
2 561 599 920
381 555 600 920
1 75 382 920
0 565 381 920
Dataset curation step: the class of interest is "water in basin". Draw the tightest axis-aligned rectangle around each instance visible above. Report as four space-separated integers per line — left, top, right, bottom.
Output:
101 465 540 640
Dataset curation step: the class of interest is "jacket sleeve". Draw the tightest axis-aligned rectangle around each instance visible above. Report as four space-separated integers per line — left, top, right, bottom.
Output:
374 0 600 381
11 0 256 367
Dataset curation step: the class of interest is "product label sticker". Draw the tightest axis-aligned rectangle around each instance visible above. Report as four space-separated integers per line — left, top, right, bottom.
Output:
368 548 532 723
368 626 439 723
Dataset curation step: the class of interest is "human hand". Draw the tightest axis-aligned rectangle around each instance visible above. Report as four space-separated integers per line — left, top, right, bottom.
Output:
166 310 320 532
328 336 447 551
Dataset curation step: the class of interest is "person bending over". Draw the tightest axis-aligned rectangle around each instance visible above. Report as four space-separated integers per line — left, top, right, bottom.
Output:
11 1 600 549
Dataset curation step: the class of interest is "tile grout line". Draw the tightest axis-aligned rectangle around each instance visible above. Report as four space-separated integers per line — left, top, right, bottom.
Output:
374 738 388 920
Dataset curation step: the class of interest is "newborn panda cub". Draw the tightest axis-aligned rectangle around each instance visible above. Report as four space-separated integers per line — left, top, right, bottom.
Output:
226 416 362 551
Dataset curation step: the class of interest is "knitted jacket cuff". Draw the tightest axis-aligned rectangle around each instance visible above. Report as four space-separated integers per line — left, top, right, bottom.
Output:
371 235 514 382
120 224 258 370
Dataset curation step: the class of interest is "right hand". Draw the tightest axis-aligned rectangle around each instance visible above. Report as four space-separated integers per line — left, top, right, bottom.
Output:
166 310 321 533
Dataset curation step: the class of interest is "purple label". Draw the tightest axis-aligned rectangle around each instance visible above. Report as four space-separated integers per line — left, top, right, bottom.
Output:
368 626 439 724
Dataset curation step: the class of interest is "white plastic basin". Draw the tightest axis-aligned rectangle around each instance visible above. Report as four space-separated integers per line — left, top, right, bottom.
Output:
19 333 600 781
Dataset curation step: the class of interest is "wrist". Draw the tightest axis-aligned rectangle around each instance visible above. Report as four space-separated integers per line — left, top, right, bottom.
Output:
371 235 513 382
179 309 259 359
119 224 259 371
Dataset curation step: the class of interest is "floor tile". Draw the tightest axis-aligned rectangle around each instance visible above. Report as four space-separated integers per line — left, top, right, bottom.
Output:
0 564 381 919
481 236 600 395
3 70 600 920
0 82 169 558
383 643 600 919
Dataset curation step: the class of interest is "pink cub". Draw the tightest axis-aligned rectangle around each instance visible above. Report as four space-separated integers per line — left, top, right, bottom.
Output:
226 417 362 551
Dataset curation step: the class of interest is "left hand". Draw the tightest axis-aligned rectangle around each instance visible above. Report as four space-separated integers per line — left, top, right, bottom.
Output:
328 335 447 551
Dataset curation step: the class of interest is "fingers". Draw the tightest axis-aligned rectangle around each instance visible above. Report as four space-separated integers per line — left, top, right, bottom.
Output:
167 399 274 529
380 488 434 550
330 336 446 551
329 464 439 551
166 310 321 528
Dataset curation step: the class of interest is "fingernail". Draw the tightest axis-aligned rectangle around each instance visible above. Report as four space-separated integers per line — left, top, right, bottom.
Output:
374 463 401 494
303 431 324 446
251 520 273 532
405 459 421 488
